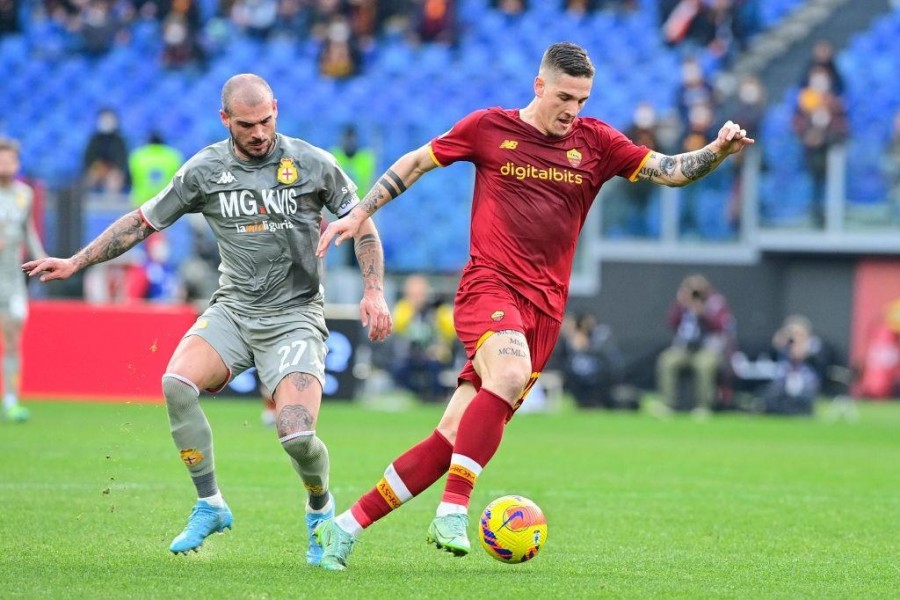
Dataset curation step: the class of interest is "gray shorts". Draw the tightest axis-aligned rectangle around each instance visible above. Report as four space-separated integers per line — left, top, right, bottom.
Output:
185 301 328 393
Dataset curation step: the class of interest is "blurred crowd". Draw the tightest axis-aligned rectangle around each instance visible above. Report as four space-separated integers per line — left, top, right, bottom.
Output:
0 0 761 75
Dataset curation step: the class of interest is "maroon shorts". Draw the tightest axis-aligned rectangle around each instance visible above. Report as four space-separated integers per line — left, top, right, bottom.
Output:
453 269 562 409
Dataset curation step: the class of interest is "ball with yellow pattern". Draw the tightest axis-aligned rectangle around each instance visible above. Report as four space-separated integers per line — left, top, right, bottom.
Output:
478 495 548 564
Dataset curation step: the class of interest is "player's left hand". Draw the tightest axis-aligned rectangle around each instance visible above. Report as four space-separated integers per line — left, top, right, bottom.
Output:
713 120 755 156
317 214 363 258
360 290 392 342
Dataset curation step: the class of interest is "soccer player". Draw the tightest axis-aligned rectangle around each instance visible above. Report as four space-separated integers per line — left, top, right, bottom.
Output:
312 42 754 570
23 74 393 561
0 138 47 422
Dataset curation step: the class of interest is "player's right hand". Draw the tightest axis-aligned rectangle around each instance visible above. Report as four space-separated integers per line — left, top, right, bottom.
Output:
22 257 78 282
316 216 362 258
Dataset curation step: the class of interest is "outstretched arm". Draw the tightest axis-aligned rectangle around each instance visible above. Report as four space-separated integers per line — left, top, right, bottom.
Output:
635 120 755 187
22 209 153 282
316 143 438 257
353 218 393 342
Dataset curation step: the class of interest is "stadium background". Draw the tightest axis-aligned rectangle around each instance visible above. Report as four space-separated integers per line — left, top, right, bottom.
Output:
4 0 900 400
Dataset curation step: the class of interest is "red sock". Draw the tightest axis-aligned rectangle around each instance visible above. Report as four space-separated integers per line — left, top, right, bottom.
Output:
350 430 452 528
441 388 513 508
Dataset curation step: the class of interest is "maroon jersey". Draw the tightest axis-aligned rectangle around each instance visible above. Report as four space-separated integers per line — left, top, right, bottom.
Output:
430 108 650 320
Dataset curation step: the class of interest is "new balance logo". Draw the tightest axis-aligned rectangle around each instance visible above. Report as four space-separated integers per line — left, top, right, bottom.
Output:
499 140 519 150
216 171 237 184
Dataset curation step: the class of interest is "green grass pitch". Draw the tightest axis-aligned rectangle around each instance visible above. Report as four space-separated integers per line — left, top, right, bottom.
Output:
1 399 898 599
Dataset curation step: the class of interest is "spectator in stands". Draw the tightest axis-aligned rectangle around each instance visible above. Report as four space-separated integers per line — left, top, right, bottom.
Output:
562 0 597 17
129 131 183 208
800 39 845 97
414 0 455 45
679 101 716 237
389 274 457 403
310 0 346 39
377 0 415 37
318 17 361 78
755 315 821 416
726 73 766 230
792 64 848 228
83 107 130 194
230 0 278 38
347 0 379 45
78 0 125 55
0 0 21 33
559 312 637 410
676 56 715 124
161 0 206 68
494 0 526 16
662 0 744 63
656 274 735 416
883 109 900 223
603 102 663 237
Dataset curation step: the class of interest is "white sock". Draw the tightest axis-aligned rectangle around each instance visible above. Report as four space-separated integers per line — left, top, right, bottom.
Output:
2 394 16 411
200 492 225 508
436 502 467 517
335 510 363 537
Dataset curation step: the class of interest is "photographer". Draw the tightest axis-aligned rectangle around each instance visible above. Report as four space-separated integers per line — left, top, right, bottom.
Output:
656 274 736 415
757 315 821 416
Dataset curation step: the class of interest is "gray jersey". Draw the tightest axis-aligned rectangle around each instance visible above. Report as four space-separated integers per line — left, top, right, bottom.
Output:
141 135 359 311
0 180 37 295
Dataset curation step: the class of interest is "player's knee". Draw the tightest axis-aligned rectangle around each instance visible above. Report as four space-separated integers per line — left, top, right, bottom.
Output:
162 373 200 410
488 363 532 401
280 431 318 461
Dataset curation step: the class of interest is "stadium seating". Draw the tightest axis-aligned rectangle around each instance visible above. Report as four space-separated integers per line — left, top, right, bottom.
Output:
0 0 814 270
761 6 900 227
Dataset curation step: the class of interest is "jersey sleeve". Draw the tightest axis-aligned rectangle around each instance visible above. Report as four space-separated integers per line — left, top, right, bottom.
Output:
140 163 204 230
429 109 488 167
602 126 651 182
317 150 360 218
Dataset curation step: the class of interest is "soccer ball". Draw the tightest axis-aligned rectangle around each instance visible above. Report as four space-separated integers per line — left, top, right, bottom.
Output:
478 495 548 564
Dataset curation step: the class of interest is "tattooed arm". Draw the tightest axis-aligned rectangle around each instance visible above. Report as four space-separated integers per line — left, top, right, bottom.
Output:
635 120 755 187
354 218 393 342
317 143 438 256
22 209 154 282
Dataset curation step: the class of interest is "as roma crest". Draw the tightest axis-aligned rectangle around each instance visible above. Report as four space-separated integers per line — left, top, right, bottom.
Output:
277 157 299 185
566 149 582 168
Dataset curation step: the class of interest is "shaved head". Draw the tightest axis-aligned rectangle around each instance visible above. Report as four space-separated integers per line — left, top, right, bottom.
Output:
221 74 274 115
219 73 278 159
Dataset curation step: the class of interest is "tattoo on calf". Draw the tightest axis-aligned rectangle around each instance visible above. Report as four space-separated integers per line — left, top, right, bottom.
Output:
277 404 315 437
680 149 717 181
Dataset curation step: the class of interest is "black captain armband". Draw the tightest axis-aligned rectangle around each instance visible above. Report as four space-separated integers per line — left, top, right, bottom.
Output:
377 169 407 199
